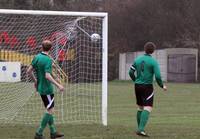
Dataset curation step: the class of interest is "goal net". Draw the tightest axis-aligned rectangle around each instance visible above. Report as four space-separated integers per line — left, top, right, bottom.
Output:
0 10 108 125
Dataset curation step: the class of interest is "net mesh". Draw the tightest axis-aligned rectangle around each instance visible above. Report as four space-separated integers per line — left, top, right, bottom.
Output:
0 13 104 124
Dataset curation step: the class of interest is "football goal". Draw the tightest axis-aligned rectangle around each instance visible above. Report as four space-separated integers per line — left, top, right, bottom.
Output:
0 9 108 125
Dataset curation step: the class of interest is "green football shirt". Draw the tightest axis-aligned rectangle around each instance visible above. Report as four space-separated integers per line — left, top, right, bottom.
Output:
129 54 163 88
31 52 53 95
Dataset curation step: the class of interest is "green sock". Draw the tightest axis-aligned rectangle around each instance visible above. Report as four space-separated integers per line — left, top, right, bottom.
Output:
36 113 51 135
137 110 142 127
49 114 57 134
138 110 150 132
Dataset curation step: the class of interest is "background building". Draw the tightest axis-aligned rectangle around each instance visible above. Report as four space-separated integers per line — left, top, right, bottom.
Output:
119 48 198 82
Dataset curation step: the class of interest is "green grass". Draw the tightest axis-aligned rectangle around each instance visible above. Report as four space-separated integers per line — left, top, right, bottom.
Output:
1 81 200 139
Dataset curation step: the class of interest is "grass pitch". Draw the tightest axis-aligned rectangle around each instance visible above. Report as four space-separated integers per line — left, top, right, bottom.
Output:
1 81 200 139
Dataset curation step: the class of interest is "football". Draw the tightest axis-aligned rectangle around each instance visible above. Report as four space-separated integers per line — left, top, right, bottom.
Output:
90 33 101 42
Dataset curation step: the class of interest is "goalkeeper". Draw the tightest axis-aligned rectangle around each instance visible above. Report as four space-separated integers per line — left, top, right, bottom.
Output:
129 42 167 137
27 40 64 139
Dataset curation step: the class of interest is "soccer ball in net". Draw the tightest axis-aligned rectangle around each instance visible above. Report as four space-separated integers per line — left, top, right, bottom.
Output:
90 33 101 42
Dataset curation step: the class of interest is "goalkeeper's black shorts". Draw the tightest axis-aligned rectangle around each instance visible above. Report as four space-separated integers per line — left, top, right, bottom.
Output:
135 84 154 107
40 94 54 110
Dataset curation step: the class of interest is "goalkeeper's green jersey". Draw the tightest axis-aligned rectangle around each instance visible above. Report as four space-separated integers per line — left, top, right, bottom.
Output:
129 54 163 88
31 52 53 95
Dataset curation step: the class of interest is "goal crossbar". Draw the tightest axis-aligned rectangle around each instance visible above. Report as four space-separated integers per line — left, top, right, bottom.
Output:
0 9 107 17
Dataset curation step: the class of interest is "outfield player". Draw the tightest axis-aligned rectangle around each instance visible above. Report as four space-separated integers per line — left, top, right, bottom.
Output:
27 40 65 139
129 42 167 137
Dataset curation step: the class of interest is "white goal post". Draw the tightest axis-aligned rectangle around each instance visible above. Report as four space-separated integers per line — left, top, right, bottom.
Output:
0 9 108 125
